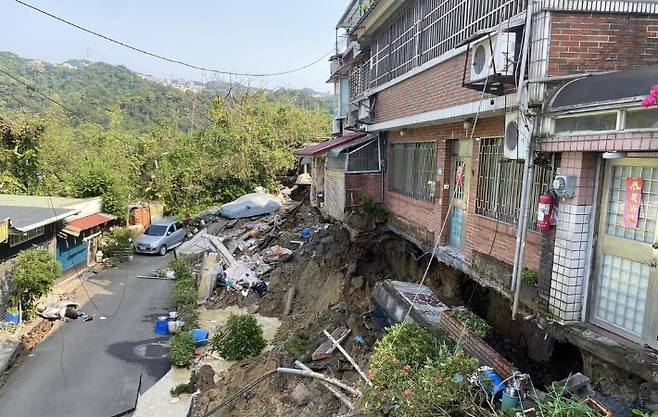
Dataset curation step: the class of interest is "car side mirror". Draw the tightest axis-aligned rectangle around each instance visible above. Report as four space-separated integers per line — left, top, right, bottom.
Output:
167 231 172 236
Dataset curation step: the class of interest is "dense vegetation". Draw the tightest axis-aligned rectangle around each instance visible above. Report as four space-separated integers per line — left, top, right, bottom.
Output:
0 52 331 217
0 51 333 131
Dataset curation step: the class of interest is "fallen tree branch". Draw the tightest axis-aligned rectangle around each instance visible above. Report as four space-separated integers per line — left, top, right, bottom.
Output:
295 360 354 411
323 329 372 387
276 367 362 397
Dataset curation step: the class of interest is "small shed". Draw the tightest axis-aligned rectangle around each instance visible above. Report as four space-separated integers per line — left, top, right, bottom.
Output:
296 132 383 221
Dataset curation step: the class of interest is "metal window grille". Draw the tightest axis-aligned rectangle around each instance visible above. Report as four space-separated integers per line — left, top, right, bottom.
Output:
389 142 437 202
347 139 381 172
356 0 528 89
475 138 554 230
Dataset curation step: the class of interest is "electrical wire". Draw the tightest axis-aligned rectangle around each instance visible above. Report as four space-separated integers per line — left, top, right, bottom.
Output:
13 0 333 78
0 67 78 116
0 87 25 107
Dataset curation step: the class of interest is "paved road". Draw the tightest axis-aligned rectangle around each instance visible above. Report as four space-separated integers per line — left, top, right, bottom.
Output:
0 254 174 417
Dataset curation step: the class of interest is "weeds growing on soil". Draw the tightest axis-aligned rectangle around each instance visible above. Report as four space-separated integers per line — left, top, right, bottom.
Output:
277 333 307 358
451 309 492 339
169 257 198 331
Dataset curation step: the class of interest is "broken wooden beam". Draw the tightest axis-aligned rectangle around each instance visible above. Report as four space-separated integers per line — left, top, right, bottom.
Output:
311 327 350 361
276 367 361 397
323 329 372 387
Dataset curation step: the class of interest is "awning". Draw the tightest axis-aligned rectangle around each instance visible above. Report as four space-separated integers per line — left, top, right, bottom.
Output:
63 213 116 237
295 132 367 157
547 64 658 113
328 134 377 157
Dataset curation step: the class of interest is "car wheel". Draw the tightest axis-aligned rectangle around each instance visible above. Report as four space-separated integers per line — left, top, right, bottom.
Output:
159 245 167 256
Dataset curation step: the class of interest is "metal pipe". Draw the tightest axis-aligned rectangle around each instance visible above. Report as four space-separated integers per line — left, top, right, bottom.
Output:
515 0 535 111
581 156 602 322
276 368 362 397
510 0 535 292
526 71 613 84
512 154 535 320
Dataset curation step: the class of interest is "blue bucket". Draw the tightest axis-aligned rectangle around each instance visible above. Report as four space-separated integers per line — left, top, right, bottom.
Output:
4 312 20 325
191 329 209 346
154 316 169 335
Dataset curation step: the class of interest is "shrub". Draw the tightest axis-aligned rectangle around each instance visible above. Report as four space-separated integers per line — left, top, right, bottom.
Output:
522 269 539 286
169 257 194 281
364 323 479 417
362 198 388 217
535 386 600 417
12 249 61 317
170 383 191 397
177 303 199 331
451 309 492 339
170 331 196 367
173 277 197 306
102 227 134 258
72 163 128 218
210 314 267 361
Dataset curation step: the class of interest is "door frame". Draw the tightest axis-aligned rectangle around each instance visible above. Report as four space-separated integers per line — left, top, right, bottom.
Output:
590 158 658 348
448 140 472 250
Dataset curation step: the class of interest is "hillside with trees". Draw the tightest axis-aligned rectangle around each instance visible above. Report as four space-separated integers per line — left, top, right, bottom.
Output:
0 52 332 216
0 51 334 131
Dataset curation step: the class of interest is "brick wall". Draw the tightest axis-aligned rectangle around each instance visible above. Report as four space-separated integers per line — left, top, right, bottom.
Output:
345 173 383 207
549 12 658 75
374 51 498 123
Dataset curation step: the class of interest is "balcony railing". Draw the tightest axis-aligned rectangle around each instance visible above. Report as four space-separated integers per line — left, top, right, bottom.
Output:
349 0 528 93
338 0 381 31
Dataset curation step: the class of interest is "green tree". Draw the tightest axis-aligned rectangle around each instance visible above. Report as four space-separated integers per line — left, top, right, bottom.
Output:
71 163 129 218
12 248 61 317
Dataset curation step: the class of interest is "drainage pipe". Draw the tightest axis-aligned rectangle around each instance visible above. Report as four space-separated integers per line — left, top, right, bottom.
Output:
510 0 535 293
581 157 602 322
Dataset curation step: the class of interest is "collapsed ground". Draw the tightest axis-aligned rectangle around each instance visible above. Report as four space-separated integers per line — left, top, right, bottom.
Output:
191 202 653 417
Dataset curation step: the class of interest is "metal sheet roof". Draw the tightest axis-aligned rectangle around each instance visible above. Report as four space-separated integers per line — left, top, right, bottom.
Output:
548 65 658 112
0 205 78 232
295 132 367 157
63 213 116 237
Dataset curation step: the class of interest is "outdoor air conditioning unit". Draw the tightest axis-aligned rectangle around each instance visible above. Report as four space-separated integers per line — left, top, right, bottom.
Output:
470 33 517 83
357 98 372 122
332 118 343 136
504 111 532 160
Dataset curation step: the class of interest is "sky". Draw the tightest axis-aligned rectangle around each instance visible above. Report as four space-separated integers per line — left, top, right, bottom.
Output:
0 0 347 92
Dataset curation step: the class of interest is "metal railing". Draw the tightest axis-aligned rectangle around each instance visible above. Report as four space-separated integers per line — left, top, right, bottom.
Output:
352 0 527 92
475 138 554 230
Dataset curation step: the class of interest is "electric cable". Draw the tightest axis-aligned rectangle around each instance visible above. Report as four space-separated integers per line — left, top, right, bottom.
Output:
0 67 78 115
0 87 25 107
13 0 333 78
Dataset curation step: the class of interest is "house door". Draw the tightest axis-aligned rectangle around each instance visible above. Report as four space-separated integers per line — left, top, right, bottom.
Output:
592 159 658 349
448 140 471 249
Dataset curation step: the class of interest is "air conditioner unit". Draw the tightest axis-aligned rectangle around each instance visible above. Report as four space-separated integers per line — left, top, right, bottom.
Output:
332 118 342 136
504 111 532 160
357 98 372 121
470 33 517 83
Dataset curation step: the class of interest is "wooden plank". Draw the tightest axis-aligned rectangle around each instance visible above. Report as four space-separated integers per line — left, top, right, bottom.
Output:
311 327 350 361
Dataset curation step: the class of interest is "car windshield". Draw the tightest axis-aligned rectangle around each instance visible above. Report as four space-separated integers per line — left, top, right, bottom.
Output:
144 225 169 236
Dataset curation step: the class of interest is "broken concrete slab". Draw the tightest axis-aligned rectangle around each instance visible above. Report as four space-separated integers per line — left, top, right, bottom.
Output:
311 327 349 361
0 337 20 373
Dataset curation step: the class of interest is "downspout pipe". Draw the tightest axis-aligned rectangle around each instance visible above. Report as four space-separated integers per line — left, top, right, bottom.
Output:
510 0 535 294
581 156 602 321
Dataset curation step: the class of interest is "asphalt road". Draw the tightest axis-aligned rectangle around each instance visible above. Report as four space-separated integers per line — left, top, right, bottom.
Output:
0 253 174 417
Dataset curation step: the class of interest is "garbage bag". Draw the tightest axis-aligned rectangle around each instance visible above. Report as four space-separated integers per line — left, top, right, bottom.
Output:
219 187 282 219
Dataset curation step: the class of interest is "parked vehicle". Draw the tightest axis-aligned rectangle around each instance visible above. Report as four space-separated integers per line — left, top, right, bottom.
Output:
134 219 186 256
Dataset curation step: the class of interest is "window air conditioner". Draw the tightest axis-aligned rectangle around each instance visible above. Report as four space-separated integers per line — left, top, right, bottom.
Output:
470 33 517 83
504 110 531 160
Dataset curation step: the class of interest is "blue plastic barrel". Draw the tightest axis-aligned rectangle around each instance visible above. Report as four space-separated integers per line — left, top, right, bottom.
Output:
191 329 209 346
154 316 169 335
478 368 505 399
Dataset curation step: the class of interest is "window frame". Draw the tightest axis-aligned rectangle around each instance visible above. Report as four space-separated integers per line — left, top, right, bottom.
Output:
346 138 382 174
9 226 46 247
388 140 438 203
550 106 658 135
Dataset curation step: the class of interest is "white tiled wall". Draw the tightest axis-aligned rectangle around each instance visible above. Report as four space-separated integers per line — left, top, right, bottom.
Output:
549 203 592 323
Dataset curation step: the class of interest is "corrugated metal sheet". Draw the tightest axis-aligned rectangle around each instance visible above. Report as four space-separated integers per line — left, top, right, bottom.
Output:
0 220 7 244
324 170 346 221
56 236 88 272
63 213 116 237
130 207 151 227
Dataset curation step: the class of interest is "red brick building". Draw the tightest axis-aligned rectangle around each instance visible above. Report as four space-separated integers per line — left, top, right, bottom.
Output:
330 0 658 385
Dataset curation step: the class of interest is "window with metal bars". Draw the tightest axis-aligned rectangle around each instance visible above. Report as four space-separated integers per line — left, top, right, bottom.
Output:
388 142 437 202
475 138 554 230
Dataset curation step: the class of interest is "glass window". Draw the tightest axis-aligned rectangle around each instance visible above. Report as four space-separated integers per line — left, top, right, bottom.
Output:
145 225 168 236
347 139 380 172
554 113 617 133
9 226 45 247
327 154 347 170
389 142 437 202
626 108 658 130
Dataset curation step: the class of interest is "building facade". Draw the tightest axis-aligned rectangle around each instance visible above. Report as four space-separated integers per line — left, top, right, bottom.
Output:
330 0 658 385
